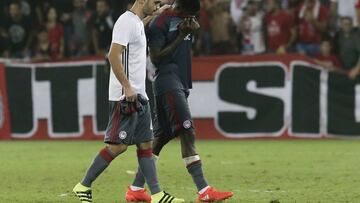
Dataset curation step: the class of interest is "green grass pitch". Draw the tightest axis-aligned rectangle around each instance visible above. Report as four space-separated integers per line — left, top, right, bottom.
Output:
0 140 360 203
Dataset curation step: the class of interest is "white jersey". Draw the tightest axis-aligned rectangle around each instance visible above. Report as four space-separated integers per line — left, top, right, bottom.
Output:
109 11 148 101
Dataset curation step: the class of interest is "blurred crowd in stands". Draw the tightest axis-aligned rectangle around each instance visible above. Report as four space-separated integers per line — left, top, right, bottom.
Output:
1 0 360 76
0 0 131 61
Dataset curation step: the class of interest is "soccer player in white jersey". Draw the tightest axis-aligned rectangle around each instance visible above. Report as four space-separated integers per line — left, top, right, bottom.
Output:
73 1 184 203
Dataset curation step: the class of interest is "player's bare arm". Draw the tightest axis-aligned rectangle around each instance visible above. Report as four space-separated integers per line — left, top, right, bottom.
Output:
150 17 200 63
108 43 137 102
142 3 171 27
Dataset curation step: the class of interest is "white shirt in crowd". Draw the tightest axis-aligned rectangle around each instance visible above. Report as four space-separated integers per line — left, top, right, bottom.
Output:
230 0 247 25
108 11 148 101
331 0 358 27
242 12 265 55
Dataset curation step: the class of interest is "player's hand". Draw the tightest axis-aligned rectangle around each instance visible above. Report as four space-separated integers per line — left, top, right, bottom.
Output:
153 4 171 15
124 86 137 102
179 18 200 35
179 18 192 35
349 67 360 80
189 17 200 31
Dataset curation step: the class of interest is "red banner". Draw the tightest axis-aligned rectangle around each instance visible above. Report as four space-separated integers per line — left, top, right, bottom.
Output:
0 63 11 139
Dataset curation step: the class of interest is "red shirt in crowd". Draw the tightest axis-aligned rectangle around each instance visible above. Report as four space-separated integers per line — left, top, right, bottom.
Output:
201 0 216 32
265 10 294 51
47 24 64 59
199 8 211 32
296 3 329 44
356 0 360 9
315 54 342 69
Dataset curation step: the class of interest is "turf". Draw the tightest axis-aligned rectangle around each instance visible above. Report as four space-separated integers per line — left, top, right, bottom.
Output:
0 140 359 203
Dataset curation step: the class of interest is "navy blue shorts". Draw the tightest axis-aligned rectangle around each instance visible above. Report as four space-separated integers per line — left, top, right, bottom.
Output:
153 89 195 139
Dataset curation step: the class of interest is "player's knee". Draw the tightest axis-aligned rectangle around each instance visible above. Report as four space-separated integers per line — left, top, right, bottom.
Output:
179 130 197 157
178 129 195 142
137 141 153 150
107 144 127 155
181 142 197 157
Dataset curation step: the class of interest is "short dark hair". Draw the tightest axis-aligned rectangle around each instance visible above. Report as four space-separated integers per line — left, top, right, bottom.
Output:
37 26 48 34
341 16 353 23
273 0 282 8
321 35 333 46
97 0 109 5
9 1 21 8
176 0 200 14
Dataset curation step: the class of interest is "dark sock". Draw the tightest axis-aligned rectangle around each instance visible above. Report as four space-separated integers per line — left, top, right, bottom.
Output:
132 154 158 188
187 160 209 191
132 168 146 188
81 148 116 187
137 149 161 194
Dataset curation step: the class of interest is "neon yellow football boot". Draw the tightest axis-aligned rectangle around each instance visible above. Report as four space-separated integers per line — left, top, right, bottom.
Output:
73 182 92 203
151 191 185 203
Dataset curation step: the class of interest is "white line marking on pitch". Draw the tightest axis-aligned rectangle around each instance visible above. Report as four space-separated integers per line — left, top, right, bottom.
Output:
59 193 68 197
248 190 286 193
126 170 136 175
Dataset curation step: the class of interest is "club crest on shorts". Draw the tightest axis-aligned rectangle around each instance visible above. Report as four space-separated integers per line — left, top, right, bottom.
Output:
119 131 127 139
183 120 192 129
